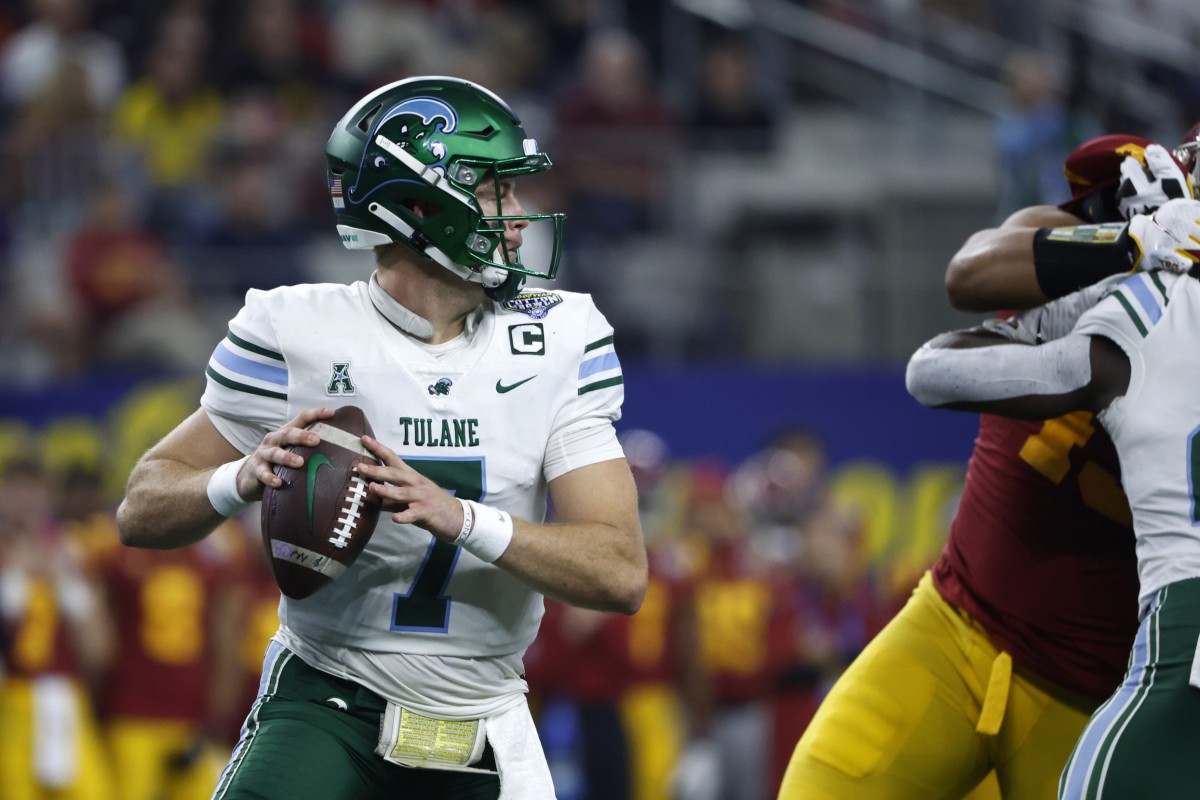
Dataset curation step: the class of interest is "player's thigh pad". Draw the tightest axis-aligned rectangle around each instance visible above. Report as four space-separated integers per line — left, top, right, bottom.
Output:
778 573 996 800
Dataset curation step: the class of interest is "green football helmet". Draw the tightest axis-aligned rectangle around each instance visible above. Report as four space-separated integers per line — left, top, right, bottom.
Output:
325 76 565 302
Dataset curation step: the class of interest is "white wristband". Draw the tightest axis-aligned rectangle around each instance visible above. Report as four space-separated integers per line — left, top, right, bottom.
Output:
207 456 252 517
455 499 513 563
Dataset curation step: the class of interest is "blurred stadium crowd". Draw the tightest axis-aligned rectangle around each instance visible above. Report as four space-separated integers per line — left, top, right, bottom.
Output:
1 0 1198 798
0 0 785 383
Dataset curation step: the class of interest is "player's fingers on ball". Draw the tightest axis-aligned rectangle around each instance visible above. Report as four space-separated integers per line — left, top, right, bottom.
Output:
254 460 285 488
260 444 303 469
362 435 403 467
289 406 335 429
366 480 402 501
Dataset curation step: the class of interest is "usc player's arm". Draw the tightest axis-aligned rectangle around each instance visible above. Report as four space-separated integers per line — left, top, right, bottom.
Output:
944 205 1084 312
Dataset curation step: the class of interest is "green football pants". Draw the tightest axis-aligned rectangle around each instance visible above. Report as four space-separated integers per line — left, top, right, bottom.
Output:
213 642 501 800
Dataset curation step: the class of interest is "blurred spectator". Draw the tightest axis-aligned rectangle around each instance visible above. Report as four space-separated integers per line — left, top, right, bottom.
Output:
61 180 211 372
551 28 677 257
91 522 247 800
183 150 311 305
770 496 895 792
452 8 554 140
535 0 595 89
0 0 125 113
0 456 115 799
108 8 223 236
992 51 1100 219
528 428 713 800
687 34 776 153
730 426 831 570
682 461 796 800
1 0 114 232
329 0 450 92
526 603 635 800
212 0 327 121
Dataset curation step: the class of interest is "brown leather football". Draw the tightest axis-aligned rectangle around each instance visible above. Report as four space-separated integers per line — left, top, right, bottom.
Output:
260 405 383 599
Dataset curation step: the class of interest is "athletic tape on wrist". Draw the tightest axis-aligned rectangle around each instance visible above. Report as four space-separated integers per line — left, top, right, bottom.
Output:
206 456 252 517
455 500 513 563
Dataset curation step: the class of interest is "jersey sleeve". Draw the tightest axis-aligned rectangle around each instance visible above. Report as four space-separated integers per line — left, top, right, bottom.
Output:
1073 272 1168 354
543 300 626 481
200 290 290 454
1073 272 1168 439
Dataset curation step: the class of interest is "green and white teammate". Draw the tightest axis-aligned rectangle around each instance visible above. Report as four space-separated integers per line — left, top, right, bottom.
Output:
117 76 648 800
905 196 1200 799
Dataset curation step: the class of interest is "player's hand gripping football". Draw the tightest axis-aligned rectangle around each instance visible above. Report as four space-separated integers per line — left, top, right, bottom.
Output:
357 437 465 541
238 407 337 499
1116 143 1193 220
1125 197 1200 274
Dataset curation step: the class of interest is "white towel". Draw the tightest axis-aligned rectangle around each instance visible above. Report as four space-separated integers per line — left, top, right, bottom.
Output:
488 700 557 800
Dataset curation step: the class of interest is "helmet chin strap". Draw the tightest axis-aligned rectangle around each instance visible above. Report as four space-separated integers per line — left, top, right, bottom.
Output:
367 202 508 289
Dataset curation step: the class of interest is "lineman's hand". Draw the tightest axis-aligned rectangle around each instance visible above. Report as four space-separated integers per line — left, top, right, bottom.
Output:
358 436 464 541
237 407 336 500
1125 197 1200 273
1116 143 1192 220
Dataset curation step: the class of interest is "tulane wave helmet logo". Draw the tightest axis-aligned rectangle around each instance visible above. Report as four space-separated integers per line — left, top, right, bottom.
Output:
427 378 453 396
377 97 457 166
348 97 459 205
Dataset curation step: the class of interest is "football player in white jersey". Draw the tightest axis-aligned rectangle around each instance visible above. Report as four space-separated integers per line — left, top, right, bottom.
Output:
905 196 1200 799
116 76 648 800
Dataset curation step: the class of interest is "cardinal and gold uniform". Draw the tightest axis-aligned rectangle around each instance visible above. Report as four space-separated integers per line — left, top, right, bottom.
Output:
780 403 1138 797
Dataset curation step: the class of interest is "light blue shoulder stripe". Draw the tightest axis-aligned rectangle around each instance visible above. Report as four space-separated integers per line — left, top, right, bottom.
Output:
578 351 620 380
212 341 289 386
1123 274 1162 326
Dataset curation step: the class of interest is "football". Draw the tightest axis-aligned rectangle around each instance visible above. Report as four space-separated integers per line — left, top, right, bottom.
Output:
260 405 383 599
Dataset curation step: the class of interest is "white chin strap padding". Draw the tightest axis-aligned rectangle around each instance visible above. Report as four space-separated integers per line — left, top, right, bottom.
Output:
479 265 507 288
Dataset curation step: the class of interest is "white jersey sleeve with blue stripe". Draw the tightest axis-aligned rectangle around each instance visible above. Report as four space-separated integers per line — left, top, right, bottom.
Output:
542 298 625 481
200 290 290 454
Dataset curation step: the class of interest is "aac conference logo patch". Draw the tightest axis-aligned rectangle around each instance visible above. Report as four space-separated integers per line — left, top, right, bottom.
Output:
509 323 545 355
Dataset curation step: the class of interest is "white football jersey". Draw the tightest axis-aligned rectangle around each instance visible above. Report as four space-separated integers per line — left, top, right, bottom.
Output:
1075 271 1200 613
200 280 625 715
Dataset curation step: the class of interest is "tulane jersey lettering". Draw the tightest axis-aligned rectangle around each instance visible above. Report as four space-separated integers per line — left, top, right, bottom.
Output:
397 417 480 447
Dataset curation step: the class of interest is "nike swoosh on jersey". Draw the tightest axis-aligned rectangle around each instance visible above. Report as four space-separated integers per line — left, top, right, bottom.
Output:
306 453 333 533
496 376 536 393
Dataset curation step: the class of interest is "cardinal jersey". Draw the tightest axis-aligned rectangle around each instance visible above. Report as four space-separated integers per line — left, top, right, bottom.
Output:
1076 271 1200 612
200 281 625 716
933 410 1138 702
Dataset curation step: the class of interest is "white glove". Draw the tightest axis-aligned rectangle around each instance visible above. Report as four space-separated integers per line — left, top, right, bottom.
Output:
1116 143 1192 220
1125 197 1200 273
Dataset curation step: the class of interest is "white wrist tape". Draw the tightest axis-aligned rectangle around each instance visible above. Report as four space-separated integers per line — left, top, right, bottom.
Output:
454 499 513 563
206 456 252 517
